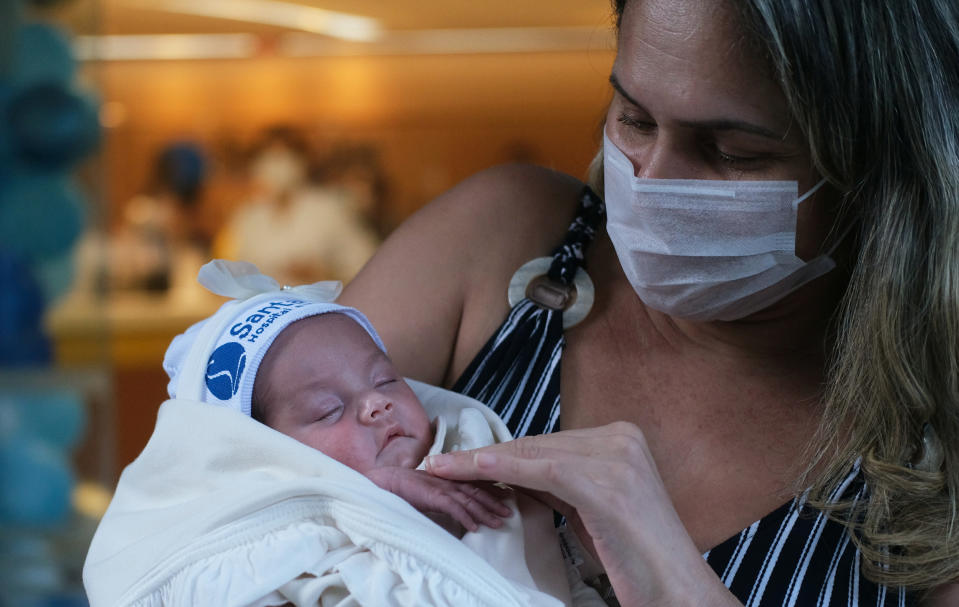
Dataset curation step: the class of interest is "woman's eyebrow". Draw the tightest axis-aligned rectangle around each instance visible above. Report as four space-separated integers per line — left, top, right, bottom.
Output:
608 73 788 141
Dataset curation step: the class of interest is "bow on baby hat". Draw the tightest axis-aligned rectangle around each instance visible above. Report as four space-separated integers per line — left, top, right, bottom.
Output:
197 258 343 302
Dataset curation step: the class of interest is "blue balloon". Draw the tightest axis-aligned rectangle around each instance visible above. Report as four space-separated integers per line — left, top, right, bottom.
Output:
0 389 87 449
0 436 74 527
0 330 52 366
0 82 16 187
0 249 52 366
5 83 101 170
0 249 45 335
10 22 76 87
0 175 86 261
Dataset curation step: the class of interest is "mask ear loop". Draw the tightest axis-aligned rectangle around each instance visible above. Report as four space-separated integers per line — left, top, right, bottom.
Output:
793 178 854 260
792 178 828 210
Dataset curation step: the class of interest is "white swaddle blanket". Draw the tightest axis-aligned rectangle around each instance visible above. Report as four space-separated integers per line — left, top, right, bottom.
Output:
83 380 601 607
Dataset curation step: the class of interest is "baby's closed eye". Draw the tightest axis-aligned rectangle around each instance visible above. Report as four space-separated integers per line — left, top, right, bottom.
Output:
309 398 344 423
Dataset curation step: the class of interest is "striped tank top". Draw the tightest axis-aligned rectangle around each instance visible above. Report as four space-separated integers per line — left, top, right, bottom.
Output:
452 187 913 607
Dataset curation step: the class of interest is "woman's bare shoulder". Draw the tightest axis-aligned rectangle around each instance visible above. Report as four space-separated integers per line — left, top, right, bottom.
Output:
341 163 585 385
397 162 584 251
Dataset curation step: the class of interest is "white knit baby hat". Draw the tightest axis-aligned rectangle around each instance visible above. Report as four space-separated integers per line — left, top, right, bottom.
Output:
163 259 386 416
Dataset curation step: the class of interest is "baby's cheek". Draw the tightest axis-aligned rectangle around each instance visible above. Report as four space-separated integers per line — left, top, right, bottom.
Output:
325 434 378 473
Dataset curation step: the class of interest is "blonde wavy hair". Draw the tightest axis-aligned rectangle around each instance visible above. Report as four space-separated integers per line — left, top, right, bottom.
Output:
602 0 959 592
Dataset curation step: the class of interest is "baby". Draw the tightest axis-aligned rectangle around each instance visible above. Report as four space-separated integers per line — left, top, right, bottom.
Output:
249 306 512 533
157 260 602 603
162 260 511 533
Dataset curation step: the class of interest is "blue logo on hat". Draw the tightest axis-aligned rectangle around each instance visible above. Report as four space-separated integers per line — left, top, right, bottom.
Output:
206 342 246 400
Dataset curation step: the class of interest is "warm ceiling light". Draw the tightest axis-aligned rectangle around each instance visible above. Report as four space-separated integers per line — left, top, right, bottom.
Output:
140 0 382 42
282 26 614 57
75 34 258 61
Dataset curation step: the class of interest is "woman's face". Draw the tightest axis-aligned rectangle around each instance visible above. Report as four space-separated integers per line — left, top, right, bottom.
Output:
607 0 836 260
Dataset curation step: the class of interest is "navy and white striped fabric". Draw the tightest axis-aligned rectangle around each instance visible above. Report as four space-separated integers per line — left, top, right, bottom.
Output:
452 186 914 606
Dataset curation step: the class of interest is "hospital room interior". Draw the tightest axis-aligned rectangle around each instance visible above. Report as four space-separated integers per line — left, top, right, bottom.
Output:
0 0 615 603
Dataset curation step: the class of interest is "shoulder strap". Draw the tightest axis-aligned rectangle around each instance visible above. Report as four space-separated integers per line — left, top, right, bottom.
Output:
547 187 605 285
453 186 604 438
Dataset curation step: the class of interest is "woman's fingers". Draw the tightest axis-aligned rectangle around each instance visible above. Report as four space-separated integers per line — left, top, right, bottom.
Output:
425 422 651 503
427 446 605 520
424 423 662 563
427 444 552 487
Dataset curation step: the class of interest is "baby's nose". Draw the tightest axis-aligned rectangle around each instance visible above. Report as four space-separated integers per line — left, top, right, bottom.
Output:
363 395 393 421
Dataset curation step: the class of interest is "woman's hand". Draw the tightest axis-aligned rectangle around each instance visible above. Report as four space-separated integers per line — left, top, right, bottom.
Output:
425 422 742 607
364 466 512 532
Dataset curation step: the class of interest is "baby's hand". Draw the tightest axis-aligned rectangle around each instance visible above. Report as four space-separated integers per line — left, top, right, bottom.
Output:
364 467 512 532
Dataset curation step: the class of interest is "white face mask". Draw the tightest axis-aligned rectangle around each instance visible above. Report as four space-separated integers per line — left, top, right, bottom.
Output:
602 131 837 321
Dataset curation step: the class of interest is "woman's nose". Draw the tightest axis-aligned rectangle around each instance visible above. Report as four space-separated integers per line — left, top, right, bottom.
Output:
617 129 702 180
632 142 696 180
361 393 393 422
636 146 672 179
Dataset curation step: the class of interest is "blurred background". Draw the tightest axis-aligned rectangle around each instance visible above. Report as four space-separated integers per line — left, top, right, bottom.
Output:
0 0 615 603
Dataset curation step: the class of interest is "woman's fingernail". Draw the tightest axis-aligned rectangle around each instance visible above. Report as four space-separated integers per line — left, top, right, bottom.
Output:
425 455 444 471
475 453 497 468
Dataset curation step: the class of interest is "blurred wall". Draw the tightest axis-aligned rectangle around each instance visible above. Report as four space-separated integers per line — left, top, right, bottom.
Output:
92 47 615 233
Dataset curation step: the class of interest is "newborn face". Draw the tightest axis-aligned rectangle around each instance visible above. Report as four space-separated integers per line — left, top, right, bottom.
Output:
255 314 433 473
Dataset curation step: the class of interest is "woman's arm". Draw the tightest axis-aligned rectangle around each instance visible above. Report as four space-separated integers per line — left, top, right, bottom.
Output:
340 163 583 386
425 423 743 607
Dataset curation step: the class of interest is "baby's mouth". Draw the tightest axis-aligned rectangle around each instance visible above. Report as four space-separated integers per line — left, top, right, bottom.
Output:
382 427 403 450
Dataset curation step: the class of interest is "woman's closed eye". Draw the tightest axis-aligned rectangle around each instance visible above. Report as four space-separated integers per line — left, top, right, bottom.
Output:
701 140 786 172
708 143 763 169
617 112 656 134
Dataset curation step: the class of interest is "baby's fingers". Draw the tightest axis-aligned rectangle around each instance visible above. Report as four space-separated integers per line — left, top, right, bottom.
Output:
435 494 482 532
463 483 513 518
450 485 511 530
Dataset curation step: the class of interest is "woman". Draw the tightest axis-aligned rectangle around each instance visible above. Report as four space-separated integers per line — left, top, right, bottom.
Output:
342 0 959 605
